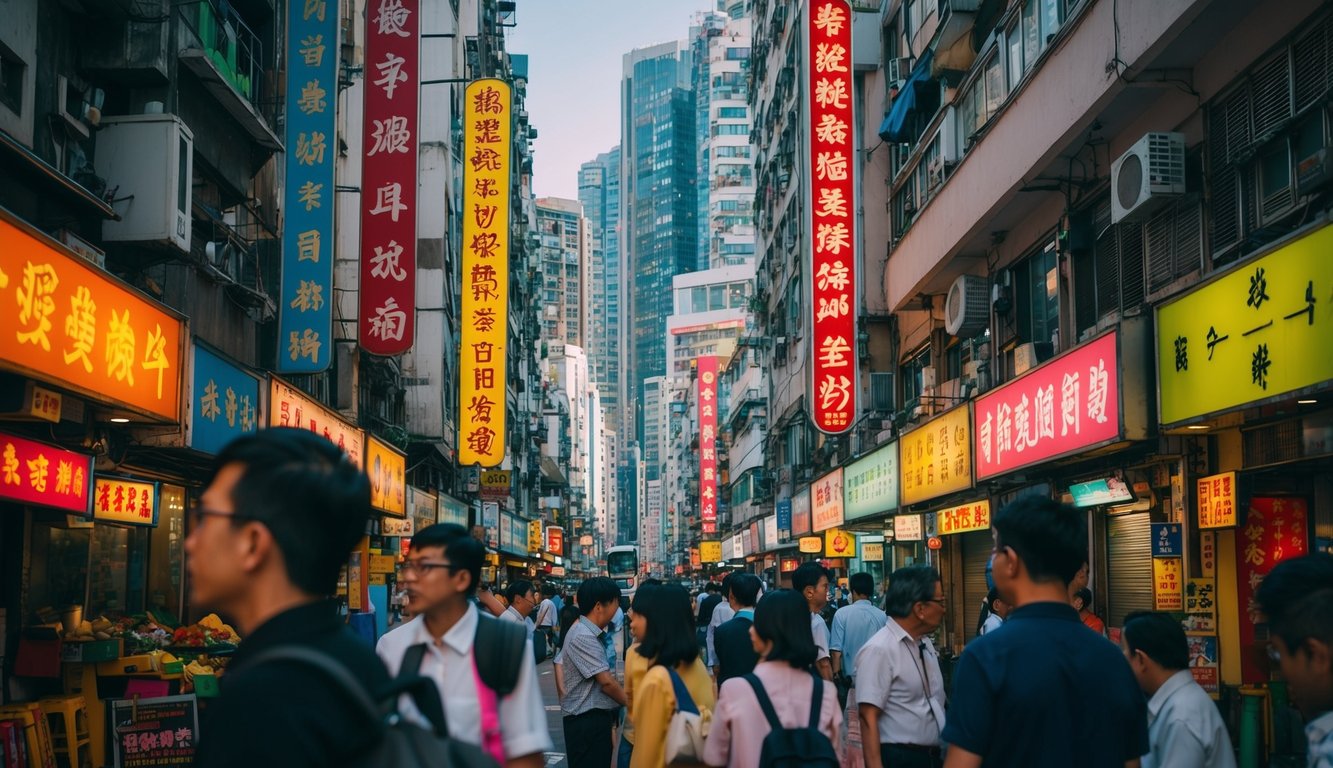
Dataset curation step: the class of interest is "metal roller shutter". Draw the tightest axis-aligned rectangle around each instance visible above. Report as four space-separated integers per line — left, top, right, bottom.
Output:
1106 512 1153 627
962 531 992 642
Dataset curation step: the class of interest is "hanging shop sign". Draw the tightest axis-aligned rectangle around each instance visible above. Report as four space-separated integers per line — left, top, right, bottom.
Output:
480 501 499 548
791 486 812 536
806 0 857 434
1196 471 1237 529
1157 224 1333 425
528 520 543 555
776 498 792 538
1152 556 1183 611
359 0 419 354
799 536 824 554
410 487 437 531
862 541 884 562
900 405 972 505
698 355 720 535
843 441 899 521
479 470 511 501
927 536 943 550
700 540 723 563
458 78 513 468
1151 523 1183 557
1 214 184 421
1199 531 1216 577
811 467 845 532
25 383 62 423
1238 496 1309 682
0 431 92 514
894 513 924 542
381 517 414 537
546 525 564 556
781 556 800 573
1184 578 1217 633
93 476 159 526
824 528 855 558
975 330 1123 480
189 343 261 456
269 377 364 466
439 493 469 526
763 514 779 551
277 0 338 372
937 499 990 536
728 533 744 560
366 435 406 517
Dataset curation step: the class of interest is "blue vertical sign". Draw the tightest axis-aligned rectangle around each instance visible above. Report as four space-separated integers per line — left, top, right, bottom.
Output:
190 342 262 455
1151 523 1183 557
777 499 792 536
277 0 338 372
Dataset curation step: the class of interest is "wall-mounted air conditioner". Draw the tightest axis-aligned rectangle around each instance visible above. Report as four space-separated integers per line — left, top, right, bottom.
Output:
99 114 193 253
886 57 914 88
945 274 989 337
1110 131 1185 224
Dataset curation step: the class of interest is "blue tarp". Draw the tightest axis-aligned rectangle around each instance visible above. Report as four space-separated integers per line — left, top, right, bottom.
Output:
878 49 935 143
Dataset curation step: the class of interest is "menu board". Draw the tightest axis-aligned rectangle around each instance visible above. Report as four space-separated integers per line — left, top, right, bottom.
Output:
111 694 199 767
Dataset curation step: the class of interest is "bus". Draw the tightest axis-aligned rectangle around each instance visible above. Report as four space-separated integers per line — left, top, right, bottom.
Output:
605 545 639 606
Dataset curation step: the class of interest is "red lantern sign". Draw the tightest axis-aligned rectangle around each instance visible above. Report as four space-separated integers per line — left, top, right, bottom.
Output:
698 356 719 534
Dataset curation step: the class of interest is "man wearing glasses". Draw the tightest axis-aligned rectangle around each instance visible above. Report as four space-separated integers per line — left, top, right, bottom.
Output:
856 565 948 768
377 524 551 767
189 428 390 767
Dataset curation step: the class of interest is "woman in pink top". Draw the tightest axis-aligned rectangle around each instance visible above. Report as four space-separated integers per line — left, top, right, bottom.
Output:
704 589 844 767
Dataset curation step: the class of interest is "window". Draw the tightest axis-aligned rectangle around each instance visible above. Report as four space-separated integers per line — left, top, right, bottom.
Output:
901 347 932 404
726 47 750 61
1011 240 1060 349
717 107 747 119
0 41 24 115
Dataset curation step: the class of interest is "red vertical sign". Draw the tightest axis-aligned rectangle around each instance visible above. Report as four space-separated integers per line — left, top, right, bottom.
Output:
808 0 856 434
698 356 718 535
360 0 419 354
1238 497 1309 683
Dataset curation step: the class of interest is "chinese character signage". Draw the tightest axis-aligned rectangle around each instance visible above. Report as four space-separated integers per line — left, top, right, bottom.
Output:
843 442 898 521
862 541 884 561
975 332 1121 480
811 467 845 532
479 470 511 501
1196 471 1237 529
763 514 778 550
900 405 972 505
189 342 260 456
528 520 543 554
0 431 92 514
1 215 184 421
700 540 723 563
1157 225 1333 424
546 525 564 556
825 528 855 558
1152 556 1183 610
1151 522 1183 557
776 499 792 537
807 0 856 434
278 0 338 372
269 377 364 466
1199 530 1216 577
366 435 406 517
698 356 720 534
93 476 158 526
458 79 512 467
937 499 990 536
894 513 923 541
728 533 743 560
799 536 823 554
360 0 419 355
109 694 198 768
1238 496 1308 682
26 383 61 423
791 487 812 536
1184 578 1217 633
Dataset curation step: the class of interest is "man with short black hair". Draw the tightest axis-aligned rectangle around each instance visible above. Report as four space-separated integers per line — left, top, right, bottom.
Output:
1121 611 1235 768
502 580 538 639
697 582 723 649
562 576 629 767
831 572 888 712
793 561 835 680
713 573 762 683
942 495 1147 768
706 573 737 672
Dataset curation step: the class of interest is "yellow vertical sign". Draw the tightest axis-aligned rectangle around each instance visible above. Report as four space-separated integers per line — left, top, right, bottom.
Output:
700 540 723 563
528 520 543 554
458 79 511 467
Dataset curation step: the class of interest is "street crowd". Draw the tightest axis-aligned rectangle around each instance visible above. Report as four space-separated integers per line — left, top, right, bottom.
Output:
184 428 1332 767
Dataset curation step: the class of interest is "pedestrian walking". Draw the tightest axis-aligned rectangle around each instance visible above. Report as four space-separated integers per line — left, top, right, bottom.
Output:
793 561 835 680
189 429 389 767
941 495 1148 768
619 587 654 768
830 572 888 709
502 580 539 638
377 524 550 766
713 573 763 684
704 589 844 767
536 582 560 649
1121 611 1236 768
976 588 1008 637
697 583 724 649
554 603 583 702
1254 553 1333 768
854 566 947 768
707 573 737 674
562 577 630 768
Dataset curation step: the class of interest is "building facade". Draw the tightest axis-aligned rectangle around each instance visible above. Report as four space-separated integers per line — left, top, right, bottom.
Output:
535 197 590 348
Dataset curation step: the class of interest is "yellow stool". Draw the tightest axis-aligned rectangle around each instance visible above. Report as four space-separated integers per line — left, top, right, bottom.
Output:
38 696 90 768
0 701 57 768
59 664 105 768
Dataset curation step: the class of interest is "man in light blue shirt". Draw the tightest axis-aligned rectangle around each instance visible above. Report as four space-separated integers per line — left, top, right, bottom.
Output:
830 572 889 681
1122 611 1236 768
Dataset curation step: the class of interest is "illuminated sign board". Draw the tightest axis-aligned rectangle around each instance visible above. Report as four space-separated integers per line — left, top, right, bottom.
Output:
93 476 159 526
843 442 898 520
0 431 92 514
366 435 406 517
698 356 720 535
811 467 845 532
1197 471 1238 529
546 525 564 556
700 540 723 563
528 520 543 555
900 405 972 505
268 377 364 466
189 342 260 456
824 528 855 558
937 499 990 536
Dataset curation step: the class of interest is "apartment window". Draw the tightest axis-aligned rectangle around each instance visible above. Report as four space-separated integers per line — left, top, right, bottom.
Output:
726 47 751 61
717 107 747 119
1006 18 1023 91
901 346 932 404
959 53 1005 148
1013 240 1060 350
0 42 24 115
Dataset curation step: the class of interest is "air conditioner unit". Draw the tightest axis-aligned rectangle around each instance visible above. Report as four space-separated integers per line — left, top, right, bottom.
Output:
945 274 990 337
886 57 914 87
98 114 193 252
1110 131 1185 224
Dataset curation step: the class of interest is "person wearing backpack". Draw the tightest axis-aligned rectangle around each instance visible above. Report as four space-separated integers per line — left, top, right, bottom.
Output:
704 589 843 768
188 428 393 768
378 523 552 767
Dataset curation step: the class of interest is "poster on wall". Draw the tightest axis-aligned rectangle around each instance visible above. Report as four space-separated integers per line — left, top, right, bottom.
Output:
1238 496 1309 683
1152 557 1183 611
1187 635 1220 695
110 694 199 767
1184 578 1216 633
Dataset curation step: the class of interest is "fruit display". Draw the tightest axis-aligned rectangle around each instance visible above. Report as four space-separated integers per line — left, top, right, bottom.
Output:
169 614 239 652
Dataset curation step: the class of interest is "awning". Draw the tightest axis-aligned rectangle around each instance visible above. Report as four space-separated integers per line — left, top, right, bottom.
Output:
878 50 936 144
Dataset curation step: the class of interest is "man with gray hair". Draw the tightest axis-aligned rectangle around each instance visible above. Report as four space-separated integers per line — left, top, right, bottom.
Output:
855 565 948 768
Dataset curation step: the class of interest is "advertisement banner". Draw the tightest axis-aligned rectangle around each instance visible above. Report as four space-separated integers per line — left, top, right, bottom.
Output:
900 405 972 505
799 536 823 554
843 442 898 521
1152 522 1183 557
1238 497 1309 683
439 493 469 526
862 541 884 561
729 533 743 560
458 79 512 467
824 528 855 558
1187 636 1220 695
811 468 845 532
93 476 158 526
479 470 511 501
776 498 792 537
894 514 924 542
2 214 184 420
0 431 92 514
700 540 723 563
108 694 199 767
546 525 564 556
410 487 437 529
381 517 414 537
698 356 720 534
277 0 338 372
690 548 701 569
763 514 779 551
189 343 260 455
481 501 499 548
937 499 990 536
359 0 419 354
269 377 364 466
1184 578 1217 633
528 520 543 555
366 435 406 517
975 331 1121 480
807 0 857 434
1153 557 1183 610
1197 472 1238 529
1157 224 1333 424
791 487 812 536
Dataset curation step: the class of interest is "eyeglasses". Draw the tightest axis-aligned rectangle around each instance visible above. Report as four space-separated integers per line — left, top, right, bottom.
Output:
397 560 465 577
921 598 947 608
188 507 260 527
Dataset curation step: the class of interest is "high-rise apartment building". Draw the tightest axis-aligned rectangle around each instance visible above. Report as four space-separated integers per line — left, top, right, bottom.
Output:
535 197 590 348
578 148 622 432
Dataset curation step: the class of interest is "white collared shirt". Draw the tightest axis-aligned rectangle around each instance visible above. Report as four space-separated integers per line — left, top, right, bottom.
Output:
854 619 947 745
1306 710 1333 768
812 612 831 661
1143 669 1235 768
376 605 552 759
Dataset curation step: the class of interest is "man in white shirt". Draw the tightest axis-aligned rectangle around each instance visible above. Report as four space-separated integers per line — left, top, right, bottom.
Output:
534 583 558 639
1121 612 1235 768
793 561 834 680
856 565 947 768
707 573 736 672
501 580 537 640
378 524 550 767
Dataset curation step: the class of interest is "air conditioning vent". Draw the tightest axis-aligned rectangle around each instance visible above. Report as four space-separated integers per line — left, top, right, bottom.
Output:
944 274 989 337
98 114 194 253
1111 132 1186 224
870 372 894 412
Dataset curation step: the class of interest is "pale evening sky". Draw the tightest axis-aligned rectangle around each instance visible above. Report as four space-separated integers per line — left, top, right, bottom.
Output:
506 1 715 201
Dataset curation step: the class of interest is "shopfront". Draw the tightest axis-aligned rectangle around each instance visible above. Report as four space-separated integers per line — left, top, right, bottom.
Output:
841 441 899 587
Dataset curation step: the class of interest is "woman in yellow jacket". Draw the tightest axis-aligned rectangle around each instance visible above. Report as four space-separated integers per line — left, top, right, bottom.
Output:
628 583 716 768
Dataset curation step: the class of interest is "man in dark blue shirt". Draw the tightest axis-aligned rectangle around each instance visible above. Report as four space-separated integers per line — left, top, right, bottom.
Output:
942 495 1149 768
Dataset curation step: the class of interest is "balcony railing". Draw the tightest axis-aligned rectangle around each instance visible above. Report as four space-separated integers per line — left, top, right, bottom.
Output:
176 0 280 149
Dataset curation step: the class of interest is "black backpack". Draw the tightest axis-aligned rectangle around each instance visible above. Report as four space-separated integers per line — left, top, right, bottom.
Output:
743 672 840 768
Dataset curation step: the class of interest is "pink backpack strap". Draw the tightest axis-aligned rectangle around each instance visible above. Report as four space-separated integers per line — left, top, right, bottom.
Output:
472 652 505 764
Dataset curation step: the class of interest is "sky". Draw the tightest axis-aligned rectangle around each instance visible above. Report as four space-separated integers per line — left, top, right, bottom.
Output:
506 0 715 201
